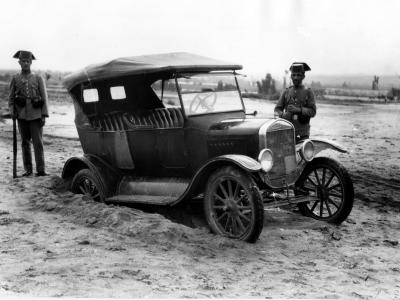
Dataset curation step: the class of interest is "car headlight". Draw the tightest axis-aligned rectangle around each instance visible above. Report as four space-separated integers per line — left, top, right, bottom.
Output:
258 149 273 172
301 139 315 162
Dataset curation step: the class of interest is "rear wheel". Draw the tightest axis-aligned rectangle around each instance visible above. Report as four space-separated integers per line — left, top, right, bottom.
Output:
204 166 264 243
296 157 354 224
71 169 106 202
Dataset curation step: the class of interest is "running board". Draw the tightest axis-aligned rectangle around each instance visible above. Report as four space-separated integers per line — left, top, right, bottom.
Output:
117 177 189 198
105 195 177 206
263 195 318 209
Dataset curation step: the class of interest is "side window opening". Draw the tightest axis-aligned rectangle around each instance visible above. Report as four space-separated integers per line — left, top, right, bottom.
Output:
110 86 126 100
83 88 99 103
151 79 180 107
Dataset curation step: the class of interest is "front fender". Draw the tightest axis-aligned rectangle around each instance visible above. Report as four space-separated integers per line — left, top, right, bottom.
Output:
310 138 348 155
170 154 261 206
294 138 348 182
213 154 262 172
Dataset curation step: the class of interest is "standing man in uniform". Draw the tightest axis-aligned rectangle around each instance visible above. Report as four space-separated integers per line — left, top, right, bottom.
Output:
8 50 49 177
274 62 316 141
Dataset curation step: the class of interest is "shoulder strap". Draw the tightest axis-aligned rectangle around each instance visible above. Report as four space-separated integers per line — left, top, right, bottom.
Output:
282 88 288 103
13 74 22 95
35 74 43 99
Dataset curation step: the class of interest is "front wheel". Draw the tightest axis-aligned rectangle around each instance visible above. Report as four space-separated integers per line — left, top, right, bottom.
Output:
296 157 354 224
204 166 264 243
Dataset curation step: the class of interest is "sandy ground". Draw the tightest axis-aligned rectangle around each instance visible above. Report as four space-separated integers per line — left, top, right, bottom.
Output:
0 100 399 299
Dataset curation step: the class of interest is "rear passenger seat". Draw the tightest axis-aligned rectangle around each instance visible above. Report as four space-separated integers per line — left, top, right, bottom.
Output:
89 107 184 131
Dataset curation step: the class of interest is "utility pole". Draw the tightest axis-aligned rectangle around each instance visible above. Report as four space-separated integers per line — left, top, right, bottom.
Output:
283 70 289 89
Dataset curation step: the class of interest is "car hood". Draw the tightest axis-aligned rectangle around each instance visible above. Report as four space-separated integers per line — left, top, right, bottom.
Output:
209 117 272 133
207 117 275 158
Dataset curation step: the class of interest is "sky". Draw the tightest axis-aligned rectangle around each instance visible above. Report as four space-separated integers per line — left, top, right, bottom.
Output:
1 0 400 78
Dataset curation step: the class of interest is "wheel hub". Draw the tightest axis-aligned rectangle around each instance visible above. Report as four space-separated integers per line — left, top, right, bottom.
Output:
225 199 239 214
316 186 329 200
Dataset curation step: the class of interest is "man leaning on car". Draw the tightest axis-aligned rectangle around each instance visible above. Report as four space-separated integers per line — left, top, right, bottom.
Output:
274 62 316 142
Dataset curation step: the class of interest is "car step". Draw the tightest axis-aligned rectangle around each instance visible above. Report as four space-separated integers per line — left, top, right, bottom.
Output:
118 177 189 198
105 194 177 206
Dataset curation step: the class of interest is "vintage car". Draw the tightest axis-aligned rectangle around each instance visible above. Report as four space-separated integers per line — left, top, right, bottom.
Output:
62 52 354 242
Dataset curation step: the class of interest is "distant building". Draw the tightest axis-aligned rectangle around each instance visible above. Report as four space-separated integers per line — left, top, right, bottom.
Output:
387 88 400 100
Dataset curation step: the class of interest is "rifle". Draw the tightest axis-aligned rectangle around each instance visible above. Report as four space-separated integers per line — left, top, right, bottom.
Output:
12 97 17 178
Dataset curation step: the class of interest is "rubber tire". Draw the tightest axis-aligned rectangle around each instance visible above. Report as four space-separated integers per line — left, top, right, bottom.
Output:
296 157 354 224
71 169 107 203
204 166 264 243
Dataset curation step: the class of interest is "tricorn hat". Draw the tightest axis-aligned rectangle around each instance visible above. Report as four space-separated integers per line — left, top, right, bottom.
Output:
289 62 311 73
13 50 36 60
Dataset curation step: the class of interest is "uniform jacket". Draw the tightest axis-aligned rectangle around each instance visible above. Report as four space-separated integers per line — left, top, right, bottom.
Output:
8 72 49 121
274 85 316 137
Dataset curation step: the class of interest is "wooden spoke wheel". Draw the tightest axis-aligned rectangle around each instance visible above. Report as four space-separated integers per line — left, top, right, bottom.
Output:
204 166 264 243
296 157 354 224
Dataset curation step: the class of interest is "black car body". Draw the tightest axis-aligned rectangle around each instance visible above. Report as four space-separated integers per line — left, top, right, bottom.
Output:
62 52 354 242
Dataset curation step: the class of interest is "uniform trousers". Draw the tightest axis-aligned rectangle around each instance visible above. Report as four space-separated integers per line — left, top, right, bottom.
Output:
17 118 45 173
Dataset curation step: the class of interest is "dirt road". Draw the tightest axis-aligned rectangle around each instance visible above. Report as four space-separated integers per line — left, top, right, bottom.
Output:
0 101 399 298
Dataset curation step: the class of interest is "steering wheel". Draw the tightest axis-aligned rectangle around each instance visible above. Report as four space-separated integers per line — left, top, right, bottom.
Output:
189 92 217 114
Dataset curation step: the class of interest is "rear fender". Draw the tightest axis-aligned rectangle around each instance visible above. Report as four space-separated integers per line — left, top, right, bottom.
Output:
62 154 121 194
170 154 261 205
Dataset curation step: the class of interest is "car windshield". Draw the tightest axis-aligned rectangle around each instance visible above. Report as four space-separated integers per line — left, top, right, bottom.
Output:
177 74 244 116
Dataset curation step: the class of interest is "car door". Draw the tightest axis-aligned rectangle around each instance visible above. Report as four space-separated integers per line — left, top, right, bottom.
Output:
156 108 189 174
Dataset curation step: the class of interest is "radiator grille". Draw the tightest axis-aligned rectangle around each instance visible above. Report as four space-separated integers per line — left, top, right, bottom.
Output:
265 128 297 187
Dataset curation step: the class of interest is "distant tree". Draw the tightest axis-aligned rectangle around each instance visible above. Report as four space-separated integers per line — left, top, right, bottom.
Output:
0 73 12 82
311 81 322 88
265 73 272 93
45 72 51 82
165 80 175 91
372 75 379 90
223 83 236 90
271 79 276 94
257 73 276 95
217 80 224 91
256 81 262 94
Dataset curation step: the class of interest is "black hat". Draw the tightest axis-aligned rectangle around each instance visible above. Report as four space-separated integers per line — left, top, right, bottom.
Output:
289 62 311 73
13 50 36 60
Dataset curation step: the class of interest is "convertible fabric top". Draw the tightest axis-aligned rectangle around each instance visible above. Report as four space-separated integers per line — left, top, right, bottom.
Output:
63 52 242 90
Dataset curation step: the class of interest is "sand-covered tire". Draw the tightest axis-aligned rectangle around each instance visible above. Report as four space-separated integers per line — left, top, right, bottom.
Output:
296 157 354 224
71 169 106 203
204 166 264 243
